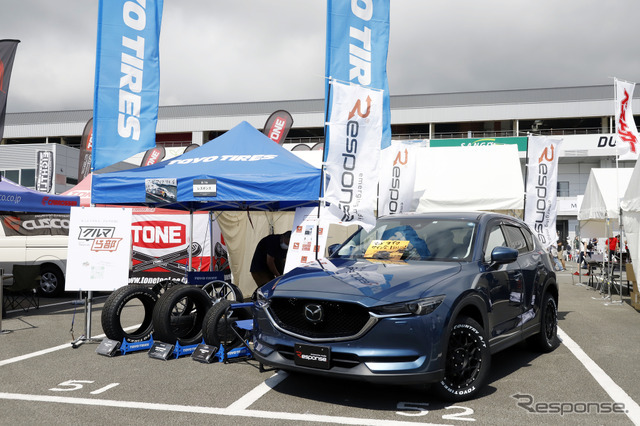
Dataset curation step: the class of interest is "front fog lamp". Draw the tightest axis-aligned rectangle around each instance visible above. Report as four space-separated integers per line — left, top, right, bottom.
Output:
372 295 445 317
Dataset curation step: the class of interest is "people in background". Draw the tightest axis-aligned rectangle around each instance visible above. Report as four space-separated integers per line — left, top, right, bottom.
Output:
550 243 565 272
605 234 619 261
557 239 566 271
250 231 291 287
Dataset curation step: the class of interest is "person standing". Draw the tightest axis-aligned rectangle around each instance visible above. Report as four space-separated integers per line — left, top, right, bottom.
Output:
557 239 566 271
250 231 291 287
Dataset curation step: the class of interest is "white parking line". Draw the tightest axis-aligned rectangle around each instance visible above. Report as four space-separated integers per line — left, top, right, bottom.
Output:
558 327 640 424
0 392 450 426
226 370 288 410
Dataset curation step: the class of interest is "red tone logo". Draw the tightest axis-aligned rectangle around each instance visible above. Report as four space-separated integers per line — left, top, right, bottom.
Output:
130 220 186 249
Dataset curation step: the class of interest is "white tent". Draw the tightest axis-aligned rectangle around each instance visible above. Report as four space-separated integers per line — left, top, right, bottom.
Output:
577 168 633 239
415 144 524 213
621 165 640 274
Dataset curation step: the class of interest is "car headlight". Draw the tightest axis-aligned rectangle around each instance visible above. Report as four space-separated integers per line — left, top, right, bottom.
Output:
371 295 445 317
255 287 270 309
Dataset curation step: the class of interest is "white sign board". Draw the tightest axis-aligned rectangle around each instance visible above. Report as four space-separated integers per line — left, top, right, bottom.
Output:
284 207 330 274
66 207 133 291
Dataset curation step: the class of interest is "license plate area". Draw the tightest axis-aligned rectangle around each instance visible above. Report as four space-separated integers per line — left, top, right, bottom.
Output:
294 343 330 369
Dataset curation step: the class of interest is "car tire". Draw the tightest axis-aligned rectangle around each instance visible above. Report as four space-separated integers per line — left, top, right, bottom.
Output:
38 264 65 297
201 299 252 351
433 316 490 402
152 284 212 346
101 285 157 343
528 292 560 352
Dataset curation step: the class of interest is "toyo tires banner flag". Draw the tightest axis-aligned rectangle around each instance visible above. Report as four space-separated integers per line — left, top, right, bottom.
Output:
324 80 382 231
524 136 563 247
325 0 391 154
92 0 164 171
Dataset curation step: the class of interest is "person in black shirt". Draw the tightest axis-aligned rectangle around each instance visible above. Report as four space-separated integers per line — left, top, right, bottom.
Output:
250 231 291 287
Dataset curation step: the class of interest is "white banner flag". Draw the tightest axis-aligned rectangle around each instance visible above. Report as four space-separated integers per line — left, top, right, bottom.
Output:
524 136 563 247
378 140 420 216
615 79 640 160
324 81 383 231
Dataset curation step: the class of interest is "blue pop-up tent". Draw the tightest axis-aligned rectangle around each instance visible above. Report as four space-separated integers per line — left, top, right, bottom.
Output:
91 121 322 211
0 177 80 213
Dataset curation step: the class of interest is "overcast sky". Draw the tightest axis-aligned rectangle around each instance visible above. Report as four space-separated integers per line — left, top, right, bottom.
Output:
3 0 640 113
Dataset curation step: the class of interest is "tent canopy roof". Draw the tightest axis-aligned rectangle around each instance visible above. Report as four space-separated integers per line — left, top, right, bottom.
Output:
91 121 321 211
0 177 80 214
578 168 633 221
415 144 524 212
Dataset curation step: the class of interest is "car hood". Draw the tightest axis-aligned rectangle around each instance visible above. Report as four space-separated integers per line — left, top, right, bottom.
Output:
264 258 461 306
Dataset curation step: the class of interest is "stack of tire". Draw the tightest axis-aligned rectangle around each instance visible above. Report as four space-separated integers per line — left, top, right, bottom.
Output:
100 281 251 351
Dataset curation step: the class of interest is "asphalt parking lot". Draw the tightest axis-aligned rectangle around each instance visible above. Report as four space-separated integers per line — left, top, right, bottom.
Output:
1 263 640 425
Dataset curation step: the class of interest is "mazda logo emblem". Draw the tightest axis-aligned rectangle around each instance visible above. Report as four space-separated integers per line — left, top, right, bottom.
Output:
304 304 323 323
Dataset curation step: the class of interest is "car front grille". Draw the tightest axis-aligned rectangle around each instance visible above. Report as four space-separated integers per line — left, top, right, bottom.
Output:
268 298 372 340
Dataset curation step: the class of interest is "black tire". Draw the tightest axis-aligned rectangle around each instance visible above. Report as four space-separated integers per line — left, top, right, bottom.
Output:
201 280 244 302
201 299 252 350
101 285 158 343
152 284 212 345
433 316 490 402
528 292 560 352
38 264 65 297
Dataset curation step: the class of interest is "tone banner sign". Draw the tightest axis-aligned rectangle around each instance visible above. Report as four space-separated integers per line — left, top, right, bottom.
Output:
129 211 230 285
524 136 563 247
262 110 293 145
615 78 640 161
77 118 93 181
378 140 420 216
66 207 133 291
92 0 164 171
325 0 391 150
324 81 382 231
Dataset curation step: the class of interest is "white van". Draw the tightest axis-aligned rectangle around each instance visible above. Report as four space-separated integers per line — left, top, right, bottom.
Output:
0 213 68 296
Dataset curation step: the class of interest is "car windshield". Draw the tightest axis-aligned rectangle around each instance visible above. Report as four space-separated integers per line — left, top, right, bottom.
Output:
332 217 477 262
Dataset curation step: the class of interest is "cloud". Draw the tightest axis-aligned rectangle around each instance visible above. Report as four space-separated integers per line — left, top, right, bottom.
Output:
3 0 640 113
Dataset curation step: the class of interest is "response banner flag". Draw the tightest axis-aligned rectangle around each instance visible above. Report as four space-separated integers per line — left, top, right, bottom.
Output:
524 136 563 247
92 0 164 171
324 80 382 231
378 140 420 216
325 0 390 153
615 78 640 160
0 39 20 141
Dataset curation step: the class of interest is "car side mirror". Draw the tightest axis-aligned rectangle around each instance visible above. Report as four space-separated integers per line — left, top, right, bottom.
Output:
328 244 341 256
490 246 518 267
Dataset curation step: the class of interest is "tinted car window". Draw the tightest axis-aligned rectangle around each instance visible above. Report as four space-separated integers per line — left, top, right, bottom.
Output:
334 217 476 261
484 225 507 262
504 225 529 254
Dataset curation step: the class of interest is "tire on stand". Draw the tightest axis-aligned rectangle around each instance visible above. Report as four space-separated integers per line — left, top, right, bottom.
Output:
201 299 252 351
433 316 491 402
152 284 212 346
101 285 158 343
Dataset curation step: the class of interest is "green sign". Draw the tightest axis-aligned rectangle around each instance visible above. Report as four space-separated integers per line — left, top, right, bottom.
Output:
430 137 528 151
